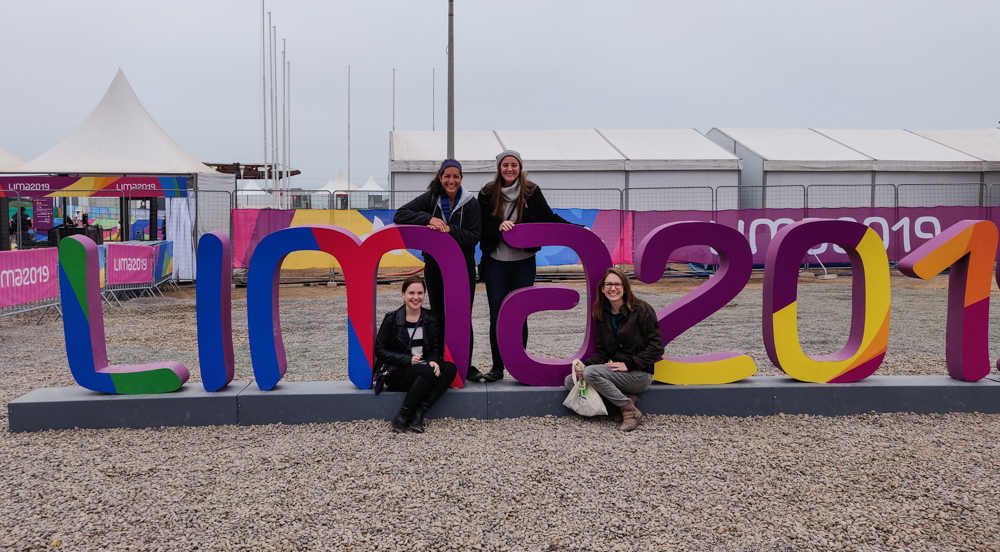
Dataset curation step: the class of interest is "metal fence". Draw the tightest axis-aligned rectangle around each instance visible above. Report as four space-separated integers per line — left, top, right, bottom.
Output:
624 187 712 211
896 183 986 208
806 184 897 209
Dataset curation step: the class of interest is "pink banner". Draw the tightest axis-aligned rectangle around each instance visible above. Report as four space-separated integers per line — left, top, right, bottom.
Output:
106 243 155 285
0 248 58 308
634 206 991 265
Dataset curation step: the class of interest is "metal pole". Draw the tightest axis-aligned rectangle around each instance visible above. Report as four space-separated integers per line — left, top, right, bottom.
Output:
392 68 395 131
432 68 435 131
447 0 455 158
261 1 267 190
287 61 292 193
348 65 351 187
272 24 278 198
282 39 287 194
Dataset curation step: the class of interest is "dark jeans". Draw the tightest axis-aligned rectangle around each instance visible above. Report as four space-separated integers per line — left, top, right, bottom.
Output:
482 255 536 373
385 360 458 400
423 254 476 366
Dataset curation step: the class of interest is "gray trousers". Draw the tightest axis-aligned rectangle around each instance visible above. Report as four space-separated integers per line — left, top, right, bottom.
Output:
563 364 653 407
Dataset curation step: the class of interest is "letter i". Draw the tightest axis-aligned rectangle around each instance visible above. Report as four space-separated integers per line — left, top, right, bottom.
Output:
197 232 235 391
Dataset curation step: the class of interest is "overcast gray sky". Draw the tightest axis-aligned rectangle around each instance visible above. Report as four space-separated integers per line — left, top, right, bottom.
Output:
0 0 997 189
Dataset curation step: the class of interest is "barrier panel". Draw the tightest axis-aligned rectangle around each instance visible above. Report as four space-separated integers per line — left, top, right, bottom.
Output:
0 248 61 326
716 185 806 210
103 242 158 304
625 187 713 212
897 182 985 208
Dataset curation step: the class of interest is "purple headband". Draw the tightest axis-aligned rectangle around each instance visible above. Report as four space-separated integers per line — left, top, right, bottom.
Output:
438 159 462 175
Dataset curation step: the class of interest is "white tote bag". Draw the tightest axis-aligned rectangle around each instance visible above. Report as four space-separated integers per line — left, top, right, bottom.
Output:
563 360 608 417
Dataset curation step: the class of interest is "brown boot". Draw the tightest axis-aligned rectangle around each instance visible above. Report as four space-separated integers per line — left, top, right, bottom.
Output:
619 400 642 432
613 394 639 423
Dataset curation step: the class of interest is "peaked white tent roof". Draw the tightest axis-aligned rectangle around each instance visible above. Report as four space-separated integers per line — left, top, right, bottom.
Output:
708 128 874 171
494 129 624 171
240 180 266 193
596 129 740 171
0 147 23 171
321 171 360 191
390 131 502 173
14 69 215 174
813 129 983 172
390 129 740 173
909 129 1000 171
360 176 384 191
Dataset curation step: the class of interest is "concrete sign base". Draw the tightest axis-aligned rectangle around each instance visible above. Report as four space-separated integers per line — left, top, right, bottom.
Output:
9 376 1000 432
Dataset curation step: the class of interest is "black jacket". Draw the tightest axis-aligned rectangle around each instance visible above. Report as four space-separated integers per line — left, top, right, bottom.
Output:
584 299 665 374
374 306 443 372
477 185 571 260
394 189 481 273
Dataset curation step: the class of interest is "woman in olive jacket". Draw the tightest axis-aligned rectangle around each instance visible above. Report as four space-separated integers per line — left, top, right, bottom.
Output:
564 267 664 431
477 149 572 382
394 159 483 380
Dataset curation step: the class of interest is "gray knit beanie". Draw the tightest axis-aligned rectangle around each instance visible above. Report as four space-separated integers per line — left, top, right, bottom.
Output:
495 149 522 166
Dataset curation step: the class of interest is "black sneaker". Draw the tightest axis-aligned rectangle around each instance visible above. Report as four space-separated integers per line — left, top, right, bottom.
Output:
466 366 485 382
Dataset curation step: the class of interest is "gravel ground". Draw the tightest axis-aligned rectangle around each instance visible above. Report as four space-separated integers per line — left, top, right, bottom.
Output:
2 275 1000 551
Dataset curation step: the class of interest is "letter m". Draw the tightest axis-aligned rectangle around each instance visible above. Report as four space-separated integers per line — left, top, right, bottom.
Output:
246 225 470 390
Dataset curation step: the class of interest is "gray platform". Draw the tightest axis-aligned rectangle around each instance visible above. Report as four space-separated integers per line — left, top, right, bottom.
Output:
9 376 1000 432
8 381 252 432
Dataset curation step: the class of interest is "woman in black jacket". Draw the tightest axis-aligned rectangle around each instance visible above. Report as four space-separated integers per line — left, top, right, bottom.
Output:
393 159 483 380
375 275 457 433
477 150 572 382
564 267 664 432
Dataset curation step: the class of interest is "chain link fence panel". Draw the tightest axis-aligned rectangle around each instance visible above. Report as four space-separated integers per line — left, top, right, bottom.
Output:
624 187 713 211
806 184 896 209
896 183 985 208
542 188 622 210
716 185 805 210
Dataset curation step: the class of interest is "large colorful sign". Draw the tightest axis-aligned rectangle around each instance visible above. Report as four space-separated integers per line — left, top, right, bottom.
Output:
0 176 187 198
56 218 998 395
0 248 58 308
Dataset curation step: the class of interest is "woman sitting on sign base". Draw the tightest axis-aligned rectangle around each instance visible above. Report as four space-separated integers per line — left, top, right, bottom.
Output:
564 267 665 431
374 275 457 433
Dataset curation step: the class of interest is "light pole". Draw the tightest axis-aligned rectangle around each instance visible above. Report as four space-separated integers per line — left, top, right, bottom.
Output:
447 0 454 159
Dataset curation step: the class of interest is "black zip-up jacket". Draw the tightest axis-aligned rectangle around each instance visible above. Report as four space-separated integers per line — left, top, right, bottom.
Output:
477 185 571 260
374 306 443 372
394 189 481 273
583 299 665 374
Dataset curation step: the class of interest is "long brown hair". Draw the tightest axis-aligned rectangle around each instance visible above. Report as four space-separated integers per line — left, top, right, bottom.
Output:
479 159 537 222
593 267 636 322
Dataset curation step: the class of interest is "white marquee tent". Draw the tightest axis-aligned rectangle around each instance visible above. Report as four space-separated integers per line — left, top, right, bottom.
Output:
0 148 23 172
389 129 739 210
706 128 996 209
8 69 223 280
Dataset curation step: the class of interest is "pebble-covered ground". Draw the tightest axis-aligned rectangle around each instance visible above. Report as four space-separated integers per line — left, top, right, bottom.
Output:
2 274 1000 551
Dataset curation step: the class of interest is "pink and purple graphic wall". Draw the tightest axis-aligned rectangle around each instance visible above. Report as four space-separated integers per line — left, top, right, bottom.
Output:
232 206 995 269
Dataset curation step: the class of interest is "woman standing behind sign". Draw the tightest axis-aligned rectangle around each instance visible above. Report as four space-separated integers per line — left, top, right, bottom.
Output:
564 267 664 431
478 150 572 382
393 159 483 381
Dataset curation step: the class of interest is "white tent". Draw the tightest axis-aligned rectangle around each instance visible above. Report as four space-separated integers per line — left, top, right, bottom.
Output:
320 171 360 192
706 128 991 209
389 129 739 210
909 129 1000 187
15 70 216 175
0 147 23 171
360 176 384 191
12 69 221 280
